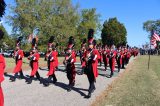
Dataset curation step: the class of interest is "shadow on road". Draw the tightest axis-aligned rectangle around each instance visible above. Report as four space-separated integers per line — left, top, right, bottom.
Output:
53 82 87 97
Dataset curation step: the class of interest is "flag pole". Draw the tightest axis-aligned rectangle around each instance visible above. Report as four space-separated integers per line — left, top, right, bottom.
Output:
148 42 151 70
148 30 152 70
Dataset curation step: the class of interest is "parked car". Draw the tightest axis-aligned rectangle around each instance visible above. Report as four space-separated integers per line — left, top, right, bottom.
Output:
2 50 14 57
3 52 11 57
39 52 45 57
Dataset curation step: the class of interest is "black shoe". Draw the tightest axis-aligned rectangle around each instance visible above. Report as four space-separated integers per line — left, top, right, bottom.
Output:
27 79 32 84
19 75 25 80
48 76 52 81
91 86 96 93
118 69 120 72
71 81 75 87
110 74 113 78
80 71 84 75
10 77 16 82
85 92 91 98
93 86 96 91
43 82 50 87
39 79 43 84
67 87 71 92
25 79 27 82
91 89 95 93
53 80 57 84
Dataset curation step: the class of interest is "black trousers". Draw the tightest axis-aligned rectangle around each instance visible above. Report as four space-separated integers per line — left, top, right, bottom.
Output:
86 63 95 93
98 59 102 66
103 57 108 70
66 64 75 85
126 57 129 64
122 58 125 68
116 59 121 71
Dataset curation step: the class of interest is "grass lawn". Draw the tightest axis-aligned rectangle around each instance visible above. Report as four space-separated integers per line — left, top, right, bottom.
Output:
5 57 80 73
92 55 160 106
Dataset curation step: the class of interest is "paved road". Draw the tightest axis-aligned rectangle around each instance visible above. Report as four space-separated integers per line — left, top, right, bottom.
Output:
2 58 134 106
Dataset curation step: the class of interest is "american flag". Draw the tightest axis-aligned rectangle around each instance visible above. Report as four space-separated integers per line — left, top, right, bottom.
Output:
151 32 160 48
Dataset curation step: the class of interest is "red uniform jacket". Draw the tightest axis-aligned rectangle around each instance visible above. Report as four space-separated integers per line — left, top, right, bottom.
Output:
13 50 24 73
84 49 98 78
81 50 87 67
94 49 99 78
54 50 58 67
0 54 5 83
65 51 76 80
98 49 103 62
109 50 116 71
0 54 5 106
28 53 40 76
127 51 131 59
47 51 56 76
72 50 76 63
102 49 109 64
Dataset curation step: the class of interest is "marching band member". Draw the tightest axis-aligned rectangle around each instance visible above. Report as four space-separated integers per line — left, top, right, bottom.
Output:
46 36 57 86
26 32 42 84
80 38 87 75
98 44 103 67
10 37 24 81
108 46 116 77
63 36 76 92
116 47 122 72
26 47 42 84
102 45 109 71
126 48 131 64
0 30 5 106
84 29 98 98
46 36 55 70
54 43 59 70
121 47 126 69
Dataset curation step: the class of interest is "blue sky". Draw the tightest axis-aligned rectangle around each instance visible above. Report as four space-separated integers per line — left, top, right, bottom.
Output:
2 0 160 47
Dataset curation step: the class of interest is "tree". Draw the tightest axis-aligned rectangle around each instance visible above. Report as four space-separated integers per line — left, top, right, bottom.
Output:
143 20 160 36
77 8 101 38
0 0 6 18
6 0 80 51
75 8 101 49
0 25 14 49
101 17 127 46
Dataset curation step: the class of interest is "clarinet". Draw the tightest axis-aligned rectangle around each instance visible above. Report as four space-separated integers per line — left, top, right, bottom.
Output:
109 51 114 59
103 50 108 58
13 50 19 62
81 50 85 62
28 52 35 67
117 52 120 58
116 52 121 61
86 49 93 66
48 51 53 61
63 53 72 66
